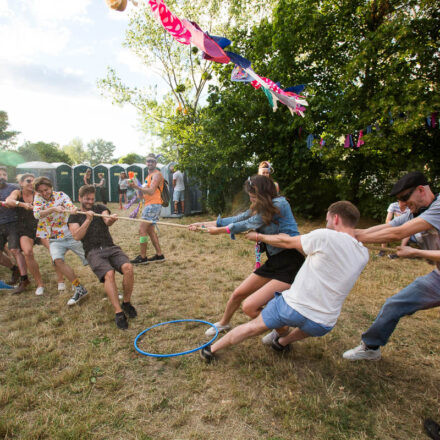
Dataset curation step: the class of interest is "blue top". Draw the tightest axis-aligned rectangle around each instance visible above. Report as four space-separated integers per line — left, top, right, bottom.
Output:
216 196 300 256
0 183 19 225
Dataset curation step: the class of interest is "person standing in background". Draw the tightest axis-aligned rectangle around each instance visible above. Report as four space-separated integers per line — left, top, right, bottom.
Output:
95 172 108 205
172 167 185 214
258 161 280 194
118 171 129 209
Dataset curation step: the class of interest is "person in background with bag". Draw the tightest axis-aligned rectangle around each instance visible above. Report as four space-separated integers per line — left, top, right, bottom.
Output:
128 153 165 264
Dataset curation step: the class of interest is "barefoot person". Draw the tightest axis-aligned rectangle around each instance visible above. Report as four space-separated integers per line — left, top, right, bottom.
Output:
343 171 440 361
33 177 89 306
68 185 137 329
200 201 369 362
0 166 29 293
129 153 165 264
189 175 304 339
5 174 64 295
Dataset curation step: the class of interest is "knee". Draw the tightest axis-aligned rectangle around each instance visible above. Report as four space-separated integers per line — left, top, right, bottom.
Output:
230 287 248 303
242 299 258 318
23 249 34 259
104 271 116 282
121 263 133 275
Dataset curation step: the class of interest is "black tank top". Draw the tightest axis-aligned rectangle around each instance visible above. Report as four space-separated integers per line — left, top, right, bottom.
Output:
17 191 38 231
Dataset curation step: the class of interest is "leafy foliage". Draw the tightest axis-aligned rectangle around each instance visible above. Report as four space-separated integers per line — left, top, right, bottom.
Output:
0 111 19 149
86 139 116 165
17 141 72 165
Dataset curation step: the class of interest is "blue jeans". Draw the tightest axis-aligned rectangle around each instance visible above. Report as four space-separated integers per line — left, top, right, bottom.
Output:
362 270 440 347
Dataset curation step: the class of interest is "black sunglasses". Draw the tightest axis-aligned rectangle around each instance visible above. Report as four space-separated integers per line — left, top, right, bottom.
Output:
397 187 417 202
24 179 33 183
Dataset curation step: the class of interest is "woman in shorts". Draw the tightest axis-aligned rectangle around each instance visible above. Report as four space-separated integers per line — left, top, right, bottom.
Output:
118 171 129 209
189 175 304 337
5 174 64 295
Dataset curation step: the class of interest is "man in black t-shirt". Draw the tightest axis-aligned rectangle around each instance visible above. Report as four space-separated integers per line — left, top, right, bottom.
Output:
68 185 137 330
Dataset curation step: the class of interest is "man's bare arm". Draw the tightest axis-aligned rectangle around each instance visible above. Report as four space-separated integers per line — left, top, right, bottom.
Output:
246 232 304 254
356 217 432 243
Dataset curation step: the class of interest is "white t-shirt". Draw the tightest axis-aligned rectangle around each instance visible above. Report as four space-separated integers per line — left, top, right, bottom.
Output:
282 228 369 327
173 171 185 191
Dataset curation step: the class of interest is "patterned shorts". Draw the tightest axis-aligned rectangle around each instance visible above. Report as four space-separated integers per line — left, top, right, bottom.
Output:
141 204 162 224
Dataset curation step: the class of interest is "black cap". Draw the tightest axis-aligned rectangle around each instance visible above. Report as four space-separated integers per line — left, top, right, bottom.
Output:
390 171 429 196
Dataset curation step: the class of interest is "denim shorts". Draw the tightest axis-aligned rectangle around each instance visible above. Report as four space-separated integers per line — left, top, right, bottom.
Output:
173 190 185 202
141 204 162 224
261 292 333 337
50 236 88 265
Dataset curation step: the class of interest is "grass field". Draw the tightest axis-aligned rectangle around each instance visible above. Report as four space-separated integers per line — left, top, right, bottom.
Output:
1 204 439 439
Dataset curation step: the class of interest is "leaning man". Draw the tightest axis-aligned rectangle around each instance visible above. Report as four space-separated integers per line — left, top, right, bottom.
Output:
343 171 440 361
68 185 137 330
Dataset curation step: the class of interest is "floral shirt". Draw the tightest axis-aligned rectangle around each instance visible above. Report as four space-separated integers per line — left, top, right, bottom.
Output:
33 191 75 239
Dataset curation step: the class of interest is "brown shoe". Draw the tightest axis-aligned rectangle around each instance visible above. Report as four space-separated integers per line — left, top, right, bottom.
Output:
12 279 30 294
8 266 20 285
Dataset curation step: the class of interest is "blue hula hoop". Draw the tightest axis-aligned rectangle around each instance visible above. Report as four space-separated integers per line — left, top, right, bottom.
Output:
134 319 219 358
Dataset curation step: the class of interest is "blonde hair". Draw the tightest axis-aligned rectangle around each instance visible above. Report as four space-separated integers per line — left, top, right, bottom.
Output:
258 161 273 174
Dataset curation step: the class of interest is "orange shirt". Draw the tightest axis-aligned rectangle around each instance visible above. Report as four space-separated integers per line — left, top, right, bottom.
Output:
143 170 163 205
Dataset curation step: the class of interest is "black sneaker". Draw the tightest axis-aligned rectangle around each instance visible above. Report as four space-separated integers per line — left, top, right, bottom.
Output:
130 255 149 265
424 418 440 440
115 312 128 330
121 302 137 318
200 345 216 363
388 253 398 260
67 285 88 306
377 250 386 257
9 266 20 285
148 254 165 263
271 337 291 353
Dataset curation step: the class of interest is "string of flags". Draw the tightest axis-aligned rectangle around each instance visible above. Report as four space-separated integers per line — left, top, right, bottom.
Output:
105 0 308 117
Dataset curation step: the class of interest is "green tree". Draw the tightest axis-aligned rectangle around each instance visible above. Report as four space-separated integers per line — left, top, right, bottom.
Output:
118 153 144 164
62 137 88 164
87 139 116 165
0 111 19 149
17 142 72 164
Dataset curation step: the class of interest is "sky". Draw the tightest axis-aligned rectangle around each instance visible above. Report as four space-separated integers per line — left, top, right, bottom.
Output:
0 0 162 158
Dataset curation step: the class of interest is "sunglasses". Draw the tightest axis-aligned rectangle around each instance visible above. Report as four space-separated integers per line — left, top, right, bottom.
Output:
24 179 33 183
397 187 417 202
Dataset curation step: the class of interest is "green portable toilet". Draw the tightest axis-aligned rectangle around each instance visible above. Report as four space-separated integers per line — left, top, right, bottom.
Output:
93 164 111 203
109 164 128 202
52 163 73 200
73 164 93 202
126 163 145 184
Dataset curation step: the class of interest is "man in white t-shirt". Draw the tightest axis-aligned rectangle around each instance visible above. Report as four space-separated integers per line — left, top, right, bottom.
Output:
200 201 369 362
172 168 185 214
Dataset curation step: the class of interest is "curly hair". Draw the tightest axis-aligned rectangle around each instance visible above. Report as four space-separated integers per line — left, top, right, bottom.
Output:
244 175 280 225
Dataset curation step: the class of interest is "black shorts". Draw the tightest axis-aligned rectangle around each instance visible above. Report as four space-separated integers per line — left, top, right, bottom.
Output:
118 188 127 195
254 248 305 284
0 222 20 250
87 246 130 282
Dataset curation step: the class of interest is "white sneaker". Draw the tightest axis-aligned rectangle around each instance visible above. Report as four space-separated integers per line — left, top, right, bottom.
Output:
67 285 88 306
58 282 66 292
261 329 280 345
35 286 44 296
342 341 381 361
205 321 231 336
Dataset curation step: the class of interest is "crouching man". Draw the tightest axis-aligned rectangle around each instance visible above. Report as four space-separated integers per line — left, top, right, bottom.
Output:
68 185 137 330
200 201 369 362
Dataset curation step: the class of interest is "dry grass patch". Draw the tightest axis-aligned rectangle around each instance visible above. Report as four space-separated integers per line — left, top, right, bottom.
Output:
0 204 439 439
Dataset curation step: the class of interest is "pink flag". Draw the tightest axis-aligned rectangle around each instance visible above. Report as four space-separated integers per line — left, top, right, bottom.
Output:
344 135 350 148
357 130 365 148
148 0 191 44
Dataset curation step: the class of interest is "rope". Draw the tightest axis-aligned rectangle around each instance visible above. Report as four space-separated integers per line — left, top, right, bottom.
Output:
73 210 189 229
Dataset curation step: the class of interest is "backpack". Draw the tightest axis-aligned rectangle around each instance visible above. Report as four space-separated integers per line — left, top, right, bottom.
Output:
160 178 170 207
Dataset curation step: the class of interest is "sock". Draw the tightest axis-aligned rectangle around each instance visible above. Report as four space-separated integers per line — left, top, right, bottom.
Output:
366 344 379 350
11 265 18 272
72 278 80 287
20 275 28 282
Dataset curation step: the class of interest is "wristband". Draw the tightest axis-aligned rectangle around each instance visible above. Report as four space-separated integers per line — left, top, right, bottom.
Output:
225 226 231 234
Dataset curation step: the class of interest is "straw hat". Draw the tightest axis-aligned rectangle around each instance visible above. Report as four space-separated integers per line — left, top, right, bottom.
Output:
105 0 127 12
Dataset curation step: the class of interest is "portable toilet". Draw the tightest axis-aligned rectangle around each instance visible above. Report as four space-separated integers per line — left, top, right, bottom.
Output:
109 163 128 202
126 163 145 184
52 163 73 200
93 164 111 203
16 162 57 186
73 164 93 202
